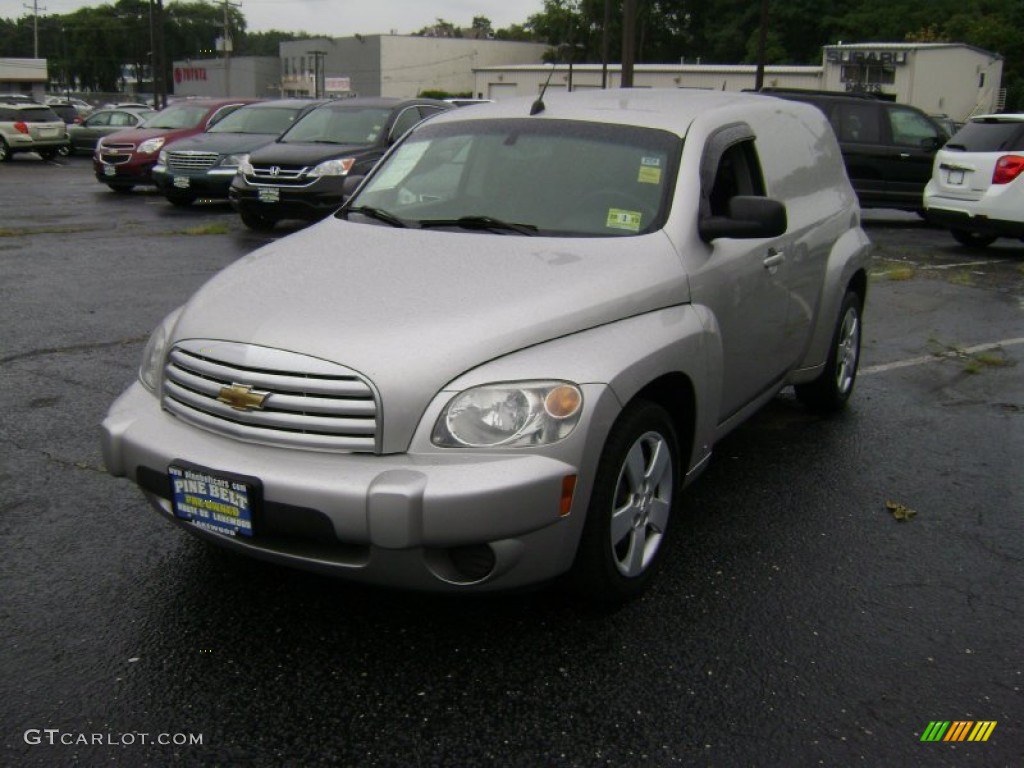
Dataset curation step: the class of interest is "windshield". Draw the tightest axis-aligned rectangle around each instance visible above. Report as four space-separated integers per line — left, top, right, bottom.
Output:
280 106 391 145
344 118 680 237
209 105 304 135
141 104 211 130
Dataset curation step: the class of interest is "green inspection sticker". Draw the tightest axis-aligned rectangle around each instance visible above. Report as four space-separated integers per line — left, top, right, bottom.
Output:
606 208 642 232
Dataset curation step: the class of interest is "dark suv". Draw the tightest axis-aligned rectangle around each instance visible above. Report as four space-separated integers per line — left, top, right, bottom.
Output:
229 97 452 230
761 89 949 211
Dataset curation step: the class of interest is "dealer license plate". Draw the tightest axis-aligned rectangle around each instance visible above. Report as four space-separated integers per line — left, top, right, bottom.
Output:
169 464 258 538
947 169 964 185
173 176 191 189
258 187 280 203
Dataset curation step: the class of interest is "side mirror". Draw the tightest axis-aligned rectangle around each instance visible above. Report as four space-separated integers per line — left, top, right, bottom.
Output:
698 196 787 242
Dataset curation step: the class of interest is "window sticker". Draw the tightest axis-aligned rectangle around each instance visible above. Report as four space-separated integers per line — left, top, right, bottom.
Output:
638 156 663 184
606 209 643 232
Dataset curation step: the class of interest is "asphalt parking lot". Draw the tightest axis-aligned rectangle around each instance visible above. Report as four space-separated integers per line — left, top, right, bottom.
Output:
1 155 1022 767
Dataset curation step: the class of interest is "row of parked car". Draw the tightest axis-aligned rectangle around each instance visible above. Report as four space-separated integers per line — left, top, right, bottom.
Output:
3 90 1023 246
89 96 456 230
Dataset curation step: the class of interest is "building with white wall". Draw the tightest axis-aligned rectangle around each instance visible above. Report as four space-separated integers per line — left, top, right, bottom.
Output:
474 42 1005 123
0 58 48 99
821 43 1004 120
279 35 549 98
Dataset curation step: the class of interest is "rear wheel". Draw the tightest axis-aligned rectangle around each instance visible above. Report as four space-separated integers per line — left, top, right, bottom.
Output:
240 210 276 231
950 229 997 248
0 140 12 162
795 290 862 412
569 400 679 605
38 149 58 161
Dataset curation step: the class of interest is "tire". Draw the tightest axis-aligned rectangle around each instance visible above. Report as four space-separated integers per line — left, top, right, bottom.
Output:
0 140 11 162
57 145 70 157
240 210 276 231
950 228 996 248
38 149 58 161
795 290 862 413
569 400 680 605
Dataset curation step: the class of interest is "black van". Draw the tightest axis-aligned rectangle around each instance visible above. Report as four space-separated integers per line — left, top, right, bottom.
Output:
760 89 949 211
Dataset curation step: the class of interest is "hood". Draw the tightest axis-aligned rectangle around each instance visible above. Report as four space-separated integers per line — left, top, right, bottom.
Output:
163 132 278 155
248 141 377 165
102 126 202 145
171 219 688 450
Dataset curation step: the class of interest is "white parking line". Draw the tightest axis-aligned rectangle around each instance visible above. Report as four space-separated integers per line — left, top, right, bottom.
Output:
862 337 1024 375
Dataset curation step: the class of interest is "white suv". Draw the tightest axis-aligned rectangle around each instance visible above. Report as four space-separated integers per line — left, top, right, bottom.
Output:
924 114 1024 247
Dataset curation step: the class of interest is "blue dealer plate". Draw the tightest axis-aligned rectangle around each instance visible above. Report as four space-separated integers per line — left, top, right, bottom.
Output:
170 464 257 538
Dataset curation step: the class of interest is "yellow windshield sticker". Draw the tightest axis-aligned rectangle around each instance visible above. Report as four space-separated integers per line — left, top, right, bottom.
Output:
638 166 662 184
607 209 642 232
639 156 663 184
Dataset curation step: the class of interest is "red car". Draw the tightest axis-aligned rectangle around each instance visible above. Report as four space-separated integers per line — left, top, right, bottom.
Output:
93 98 257 192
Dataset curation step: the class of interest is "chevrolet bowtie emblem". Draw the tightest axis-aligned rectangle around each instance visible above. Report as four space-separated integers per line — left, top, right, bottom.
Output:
217 383 269 412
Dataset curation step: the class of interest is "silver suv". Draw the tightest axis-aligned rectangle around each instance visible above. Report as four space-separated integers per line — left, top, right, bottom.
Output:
101 90 872 603
0 102 69 161
924 114 1024 247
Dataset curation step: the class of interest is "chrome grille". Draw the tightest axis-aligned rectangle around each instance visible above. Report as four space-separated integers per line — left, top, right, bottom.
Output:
167 151 219 171
245 163 313 186
162 341 379 453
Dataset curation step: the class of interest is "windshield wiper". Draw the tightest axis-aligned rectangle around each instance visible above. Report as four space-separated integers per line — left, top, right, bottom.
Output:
418 215 538 235
345 205 407 228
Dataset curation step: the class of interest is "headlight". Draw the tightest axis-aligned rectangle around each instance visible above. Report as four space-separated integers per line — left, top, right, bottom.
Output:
432 381 583 448
221 153 247 168
137 137 165 154
138 309 181 393
309 157 355 177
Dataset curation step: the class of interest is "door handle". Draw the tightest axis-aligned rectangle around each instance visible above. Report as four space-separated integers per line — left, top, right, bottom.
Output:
763 250 785 270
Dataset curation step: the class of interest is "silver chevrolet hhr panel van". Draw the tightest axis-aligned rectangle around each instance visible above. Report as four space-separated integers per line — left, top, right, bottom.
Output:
101 89 872 603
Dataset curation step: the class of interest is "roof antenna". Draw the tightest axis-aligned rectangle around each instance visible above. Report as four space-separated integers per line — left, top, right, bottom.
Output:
530 61 558 116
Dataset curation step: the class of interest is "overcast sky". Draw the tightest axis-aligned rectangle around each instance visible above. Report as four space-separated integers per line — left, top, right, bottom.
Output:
1 0 547 37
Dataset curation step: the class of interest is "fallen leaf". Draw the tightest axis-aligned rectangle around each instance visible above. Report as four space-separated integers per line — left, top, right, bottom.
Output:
885 500 917 521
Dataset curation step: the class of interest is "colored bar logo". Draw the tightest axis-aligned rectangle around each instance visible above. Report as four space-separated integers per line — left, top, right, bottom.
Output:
921 721 997 742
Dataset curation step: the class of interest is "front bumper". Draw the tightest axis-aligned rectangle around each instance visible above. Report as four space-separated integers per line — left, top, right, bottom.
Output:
101 383 591 592
229 178 346 222
94 157 157 185
153 167 238 198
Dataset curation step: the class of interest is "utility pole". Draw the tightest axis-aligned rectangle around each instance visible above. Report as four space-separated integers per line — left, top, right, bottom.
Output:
23 0 46 59
621 0 637 88
307 50 326 98
754 0 769 91
600 0 610 88
219 0 240 96
150 0 167 108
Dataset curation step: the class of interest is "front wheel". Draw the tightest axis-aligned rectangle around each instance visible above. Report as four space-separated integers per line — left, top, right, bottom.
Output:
569 400 679 605
795 290 862 412
240 210 276 231
950 229 997 248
